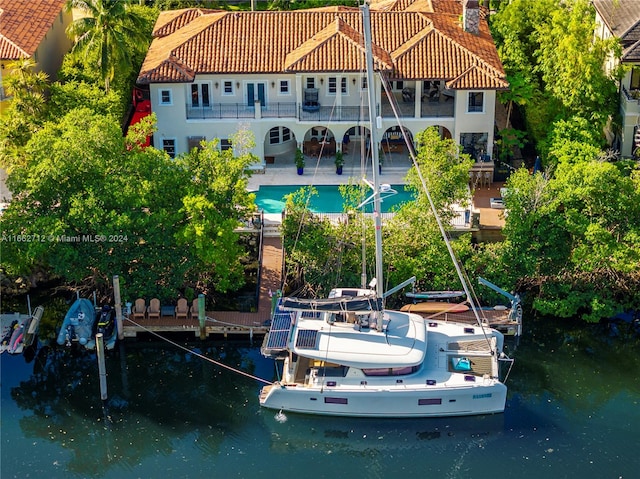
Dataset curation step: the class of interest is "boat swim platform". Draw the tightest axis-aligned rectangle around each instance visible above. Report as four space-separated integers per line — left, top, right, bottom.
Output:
122 236 283 339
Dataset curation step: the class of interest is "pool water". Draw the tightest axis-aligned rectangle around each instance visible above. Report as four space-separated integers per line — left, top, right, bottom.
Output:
254 184 415 213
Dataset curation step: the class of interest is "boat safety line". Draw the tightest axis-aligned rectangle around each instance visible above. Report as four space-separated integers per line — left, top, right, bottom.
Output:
124 317 273 385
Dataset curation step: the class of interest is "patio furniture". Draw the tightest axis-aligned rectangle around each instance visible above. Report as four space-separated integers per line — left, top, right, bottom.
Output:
190 298 200 320
302 88 320 112
131 298 147 320
175 298 189 320
147 298 161 320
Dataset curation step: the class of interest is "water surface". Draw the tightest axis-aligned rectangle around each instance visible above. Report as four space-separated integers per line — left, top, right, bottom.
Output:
1 319 639 479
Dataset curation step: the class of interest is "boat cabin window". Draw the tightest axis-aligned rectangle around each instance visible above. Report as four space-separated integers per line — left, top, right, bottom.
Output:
313 365 348 377
362 366 419 376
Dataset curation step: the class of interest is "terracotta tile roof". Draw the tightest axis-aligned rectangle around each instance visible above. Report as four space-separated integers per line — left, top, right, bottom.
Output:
592 0 640 63
284 17 393 72
0 0 67 60
138 0 507 90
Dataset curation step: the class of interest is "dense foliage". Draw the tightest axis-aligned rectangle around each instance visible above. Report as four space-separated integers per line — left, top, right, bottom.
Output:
281 128 511 307
0 109 257 301
0 1 257 302
489 0 640 320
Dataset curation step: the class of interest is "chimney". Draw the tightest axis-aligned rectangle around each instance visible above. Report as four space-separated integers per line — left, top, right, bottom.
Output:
463 0 480 35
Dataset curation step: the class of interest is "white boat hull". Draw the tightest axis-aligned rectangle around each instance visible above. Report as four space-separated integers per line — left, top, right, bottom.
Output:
260 380 506 418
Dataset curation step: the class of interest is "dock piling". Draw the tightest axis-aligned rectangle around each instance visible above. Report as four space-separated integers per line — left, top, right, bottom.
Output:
96 333 108 400
113 275 124 340
198 294 206 340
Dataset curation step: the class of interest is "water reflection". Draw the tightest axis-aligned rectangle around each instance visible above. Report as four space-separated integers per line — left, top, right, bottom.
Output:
264 410 505 453
8 341 260 477
2 318 640 479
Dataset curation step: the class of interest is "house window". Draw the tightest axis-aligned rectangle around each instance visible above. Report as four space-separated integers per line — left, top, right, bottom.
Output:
306 77 316 89
220 139 232 151
279 80 290 95
630 67 640 90
268 127 292 145
190 83 210 107
468 92 484 113
394 81 404 90
223 81 234 95
187 136 205 151
361 77 368 90
162 138 176 158
159 89 172 105
341 77 347 94
328 77 337 94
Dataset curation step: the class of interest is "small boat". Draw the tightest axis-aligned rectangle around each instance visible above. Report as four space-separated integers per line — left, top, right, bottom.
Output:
401 277 523 337
401 301 470 314
405 290 465 300
57 298 97 347
0 306 44 355
85 305 118 351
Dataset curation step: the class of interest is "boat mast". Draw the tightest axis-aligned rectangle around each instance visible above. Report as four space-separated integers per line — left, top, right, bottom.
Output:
363 3 385 330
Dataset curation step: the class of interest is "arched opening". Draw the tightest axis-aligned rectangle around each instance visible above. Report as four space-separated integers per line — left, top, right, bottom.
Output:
264 126 297 164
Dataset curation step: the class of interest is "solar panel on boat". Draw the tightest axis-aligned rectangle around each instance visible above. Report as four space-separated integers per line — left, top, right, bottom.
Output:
295 329 318 349
264 310 294 351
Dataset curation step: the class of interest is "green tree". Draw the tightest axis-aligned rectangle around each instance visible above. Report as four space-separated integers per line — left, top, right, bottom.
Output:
500 158 640 321
176 131 258 293
0 59 50 167
66 0 151 92
0 108 190 298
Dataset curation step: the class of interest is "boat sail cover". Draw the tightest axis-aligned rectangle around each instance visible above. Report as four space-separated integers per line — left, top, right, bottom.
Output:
281 296 382 312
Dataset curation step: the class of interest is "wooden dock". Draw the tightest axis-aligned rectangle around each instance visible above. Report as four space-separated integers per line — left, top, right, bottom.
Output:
123 236 283 339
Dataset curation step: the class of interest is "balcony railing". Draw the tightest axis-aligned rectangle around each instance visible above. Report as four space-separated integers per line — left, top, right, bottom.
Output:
622 85 640 102
298 105 374 122
621 86 640 116
186 101 453 121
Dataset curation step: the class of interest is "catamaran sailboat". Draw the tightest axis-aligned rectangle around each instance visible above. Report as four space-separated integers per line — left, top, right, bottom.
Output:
259 4 513 417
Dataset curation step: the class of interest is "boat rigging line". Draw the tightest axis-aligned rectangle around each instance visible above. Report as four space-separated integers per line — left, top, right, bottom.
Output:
123 316 273 385
378 73 498 352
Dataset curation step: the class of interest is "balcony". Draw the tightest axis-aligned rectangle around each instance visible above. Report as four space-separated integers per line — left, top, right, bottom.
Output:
186 102 373 122
622 86 640 116
380 91 455 118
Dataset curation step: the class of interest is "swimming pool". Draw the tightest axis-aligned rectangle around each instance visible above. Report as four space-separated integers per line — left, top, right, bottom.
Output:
253 184 415 213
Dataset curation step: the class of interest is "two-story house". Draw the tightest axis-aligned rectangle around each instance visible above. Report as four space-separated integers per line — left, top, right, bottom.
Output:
0 0 73 102
136 0 507 170
592 0 640 158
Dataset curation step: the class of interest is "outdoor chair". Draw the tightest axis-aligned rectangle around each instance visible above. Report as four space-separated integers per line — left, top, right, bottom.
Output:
175 298 189 320
190 298 200 320
131 298 147 320
147 298 161 320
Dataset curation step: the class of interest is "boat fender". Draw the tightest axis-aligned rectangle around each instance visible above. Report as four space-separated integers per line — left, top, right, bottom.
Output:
493 305 507 310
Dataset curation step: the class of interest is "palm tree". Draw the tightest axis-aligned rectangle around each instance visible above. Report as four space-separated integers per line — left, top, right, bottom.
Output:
66 0 149 92
4 58 49 117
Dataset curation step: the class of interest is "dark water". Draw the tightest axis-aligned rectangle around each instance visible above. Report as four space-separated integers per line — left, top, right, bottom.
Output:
1 319 639 479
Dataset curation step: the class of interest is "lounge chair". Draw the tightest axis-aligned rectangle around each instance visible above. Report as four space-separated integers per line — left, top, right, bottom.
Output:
190 298 200 320
175 298 188 320
147 298 161 320
131 298 147 320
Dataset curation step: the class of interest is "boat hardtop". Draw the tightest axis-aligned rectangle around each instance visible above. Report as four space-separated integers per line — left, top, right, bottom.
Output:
289 308 427 369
